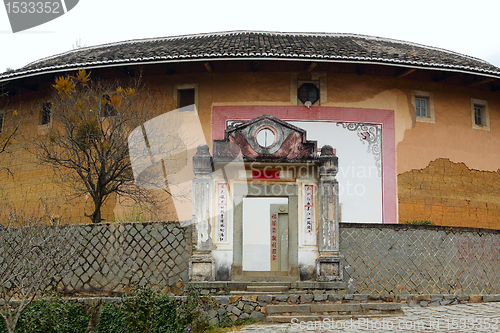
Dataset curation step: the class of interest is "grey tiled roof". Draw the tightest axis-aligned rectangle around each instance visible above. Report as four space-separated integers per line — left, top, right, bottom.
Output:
2 31 500 82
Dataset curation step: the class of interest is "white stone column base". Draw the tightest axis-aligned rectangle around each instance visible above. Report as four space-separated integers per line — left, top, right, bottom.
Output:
189 255 215 281
316 255 344 282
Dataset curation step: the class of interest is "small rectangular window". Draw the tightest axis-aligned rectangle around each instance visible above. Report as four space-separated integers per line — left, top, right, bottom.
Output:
178 89 195 110
412 90 434 123
474 104 484 126
415 97 429 118
40 102 51 125
174 84 198 114
471 98 489 131
0 113 4 134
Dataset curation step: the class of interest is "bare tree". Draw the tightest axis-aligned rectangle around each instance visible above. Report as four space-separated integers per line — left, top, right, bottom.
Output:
29 69 160 223
0 85 20 177
0 84 18 150
0 203 79 333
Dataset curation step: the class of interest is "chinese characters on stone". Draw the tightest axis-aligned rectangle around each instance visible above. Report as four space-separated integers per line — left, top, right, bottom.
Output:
217 182 227 242
305 185 314 234
271 213 277 262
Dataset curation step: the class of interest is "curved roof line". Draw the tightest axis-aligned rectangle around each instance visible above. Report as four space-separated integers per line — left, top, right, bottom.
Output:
2 30 500 82
26 31 492 66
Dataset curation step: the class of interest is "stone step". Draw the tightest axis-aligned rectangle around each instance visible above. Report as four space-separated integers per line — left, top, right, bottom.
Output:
229 291 307 295
266 314 400 323
266 302 403 315
234 275 293 282
187 280 347 291
243 271 289 276
247 285 289 293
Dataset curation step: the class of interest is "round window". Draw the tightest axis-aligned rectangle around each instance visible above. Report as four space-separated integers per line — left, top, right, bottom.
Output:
256 127 276 148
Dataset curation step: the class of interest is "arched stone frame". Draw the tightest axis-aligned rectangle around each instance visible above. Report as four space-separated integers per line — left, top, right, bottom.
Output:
231 183 299 281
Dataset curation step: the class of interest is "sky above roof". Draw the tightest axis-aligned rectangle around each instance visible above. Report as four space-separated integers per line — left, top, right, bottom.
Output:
1 0 500 72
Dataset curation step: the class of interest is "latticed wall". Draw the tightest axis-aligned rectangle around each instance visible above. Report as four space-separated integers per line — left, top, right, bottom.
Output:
5 220 499 296
59 221 191 294
340 223 500 295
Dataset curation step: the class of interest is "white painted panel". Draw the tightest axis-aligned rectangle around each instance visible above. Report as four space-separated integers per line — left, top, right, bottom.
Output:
290 121 382 223
242 197 288 271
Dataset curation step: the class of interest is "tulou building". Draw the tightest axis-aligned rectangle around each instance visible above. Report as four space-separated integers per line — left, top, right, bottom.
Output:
1 31 500 285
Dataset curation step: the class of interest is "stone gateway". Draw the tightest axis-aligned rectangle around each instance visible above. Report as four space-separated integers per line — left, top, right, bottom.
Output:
189 115 343 282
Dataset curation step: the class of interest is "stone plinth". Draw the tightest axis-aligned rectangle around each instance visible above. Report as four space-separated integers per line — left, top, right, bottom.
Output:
316 255 344 282
189 255 215 282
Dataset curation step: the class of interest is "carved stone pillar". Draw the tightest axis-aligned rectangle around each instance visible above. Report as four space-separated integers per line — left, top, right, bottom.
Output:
189 145 215 281
316 145 344 281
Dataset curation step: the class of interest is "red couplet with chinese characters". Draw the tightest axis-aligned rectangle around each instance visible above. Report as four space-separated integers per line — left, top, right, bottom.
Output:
270 213 278 270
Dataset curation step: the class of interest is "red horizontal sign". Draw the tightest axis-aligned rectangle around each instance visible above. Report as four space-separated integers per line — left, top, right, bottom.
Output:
252 169 280 179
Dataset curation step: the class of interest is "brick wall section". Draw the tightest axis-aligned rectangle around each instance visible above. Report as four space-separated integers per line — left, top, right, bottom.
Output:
398 158 500 229
58 221 191 295
340 223 500 294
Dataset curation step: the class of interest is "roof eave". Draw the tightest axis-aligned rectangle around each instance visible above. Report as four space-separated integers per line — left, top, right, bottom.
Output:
2 56 500 84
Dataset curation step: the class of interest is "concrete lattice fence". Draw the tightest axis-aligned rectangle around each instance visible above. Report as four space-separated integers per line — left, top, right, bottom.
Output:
2 221 500 296
340 223 500 295
57 221 192 295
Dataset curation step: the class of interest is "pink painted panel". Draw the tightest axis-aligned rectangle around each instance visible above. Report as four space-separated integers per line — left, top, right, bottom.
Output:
212 106 397 223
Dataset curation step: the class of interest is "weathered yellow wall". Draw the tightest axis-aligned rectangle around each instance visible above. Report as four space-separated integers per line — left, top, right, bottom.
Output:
399 158 500 229
0 89 101 223
323 73 500 228
396 84 500 173
325 74 413 148
3 69 500 227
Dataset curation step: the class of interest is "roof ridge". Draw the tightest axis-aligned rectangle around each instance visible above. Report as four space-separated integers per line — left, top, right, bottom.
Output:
3 30 498 82
26 31 262 66
26 30 491 68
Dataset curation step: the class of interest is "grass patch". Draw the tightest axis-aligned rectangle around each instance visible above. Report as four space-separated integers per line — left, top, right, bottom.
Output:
404 219 435 225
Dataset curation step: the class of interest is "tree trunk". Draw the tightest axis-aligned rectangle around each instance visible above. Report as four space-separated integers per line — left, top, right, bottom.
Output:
90 197 103 223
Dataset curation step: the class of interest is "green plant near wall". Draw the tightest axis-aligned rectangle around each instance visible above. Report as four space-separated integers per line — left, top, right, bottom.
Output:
217 311 233 328
93 304 126 333
404 219 435 226
94 286 184 333
177 285 211 332
113 204 153 223
1 286 252 333
153 296 182 333
0 294 90 333
121 285 160 333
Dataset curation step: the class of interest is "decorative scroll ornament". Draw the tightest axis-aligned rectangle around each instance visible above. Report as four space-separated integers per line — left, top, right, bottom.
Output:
336 122 382 176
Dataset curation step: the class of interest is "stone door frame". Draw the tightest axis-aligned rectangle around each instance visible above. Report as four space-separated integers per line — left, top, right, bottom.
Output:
232 183 299 280
270 203 289 272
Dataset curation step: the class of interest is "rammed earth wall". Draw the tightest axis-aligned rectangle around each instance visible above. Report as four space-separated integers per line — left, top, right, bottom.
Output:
58 221 192 295
340 223 500 295
398 158 500 229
